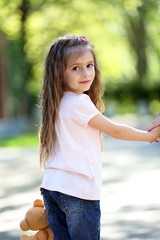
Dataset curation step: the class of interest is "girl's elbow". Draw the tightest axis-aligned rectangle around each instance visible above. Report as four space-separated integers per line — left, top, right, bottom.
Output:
104 129 121 139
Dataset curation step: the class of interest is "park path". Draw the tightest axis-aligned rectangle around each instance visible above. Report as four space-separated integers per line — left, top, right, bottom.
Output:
0 128 160 239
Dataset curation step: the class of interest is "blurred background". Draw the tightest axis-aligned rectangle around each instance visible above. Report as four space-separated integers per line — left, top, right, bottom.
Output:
0 0 160 240
0 0 160 144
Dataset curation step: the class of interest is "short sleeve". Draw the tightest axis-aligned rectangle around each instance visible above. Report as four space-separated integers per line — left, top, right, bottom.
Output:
73 94 100 127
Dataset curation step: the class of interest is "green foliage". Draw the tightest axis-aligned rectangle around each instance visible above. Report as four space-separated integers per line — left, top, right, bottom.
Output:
0 132 38 147
0 0 21 38
149 99 160 116
0 0 160 117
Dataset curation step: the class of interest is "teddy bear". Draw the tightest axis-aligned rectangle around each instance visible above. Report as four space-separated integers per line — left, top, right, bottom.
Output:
20 199 53 240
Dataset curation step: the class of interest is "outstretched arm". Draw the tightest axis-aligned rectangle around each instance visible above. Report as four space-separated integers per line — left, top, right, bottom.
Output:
89 114 160 142
147 113 160 132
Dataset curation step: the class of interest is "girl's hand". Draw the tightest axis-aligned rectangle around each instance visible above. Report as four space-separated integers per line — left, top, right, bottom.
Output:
149 126 160 143
147 112 160 131
149 139 159 143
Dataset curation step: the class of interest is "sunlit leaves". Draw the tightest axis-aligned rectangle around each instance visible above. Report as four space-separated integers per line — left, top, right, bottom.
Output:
149 99 160 116
0 0 22 38
0 0 160 115
124 0 142 8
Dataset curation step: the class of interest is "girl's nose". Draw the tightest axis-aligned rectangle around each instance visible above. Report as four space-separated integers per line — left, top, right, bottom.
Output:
82 68 89 78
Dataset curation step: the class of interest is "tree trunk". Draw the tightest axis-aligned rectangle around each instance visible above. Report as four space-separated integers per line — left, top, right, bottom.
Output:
125 3 147 82
0 31 9 119
18 0 32 116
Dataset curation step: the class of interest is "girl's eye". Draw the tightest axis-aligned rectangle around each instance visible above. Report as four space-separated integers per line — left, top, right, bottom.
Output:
72 66 79 71
87 64 94 68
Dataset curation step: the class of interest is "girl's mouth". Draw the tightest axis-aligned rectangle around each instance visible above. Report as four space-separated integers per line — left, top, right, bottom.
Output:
80 80 91 84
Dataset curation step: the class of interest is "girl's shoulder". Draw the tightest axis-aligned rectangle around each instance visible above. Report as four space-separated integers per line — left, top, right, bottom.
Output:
62 91 90 104
60 91 92 113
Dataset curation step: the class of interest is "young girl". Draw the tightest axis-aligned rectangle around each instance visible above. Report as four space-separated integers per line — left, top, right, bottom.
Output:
39 34 160 240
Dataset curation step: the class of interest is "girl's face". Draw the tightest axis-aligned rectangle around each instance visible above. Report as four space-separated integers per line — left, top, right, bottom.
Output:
64 49 95 94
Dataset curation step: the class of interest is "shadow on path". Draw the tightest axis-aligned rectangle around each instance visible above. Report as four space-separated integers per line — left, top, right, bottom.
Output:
0 137 160 240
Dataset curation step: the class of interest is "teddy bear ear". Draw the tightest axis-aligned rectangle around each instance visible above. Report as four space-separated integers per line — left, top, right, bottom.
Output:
33 199 44 208
20 219 29 231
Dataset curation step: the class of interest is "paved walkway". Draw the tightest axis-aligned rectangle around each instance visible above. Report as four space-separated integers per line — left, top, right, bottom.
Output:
0 135 160 239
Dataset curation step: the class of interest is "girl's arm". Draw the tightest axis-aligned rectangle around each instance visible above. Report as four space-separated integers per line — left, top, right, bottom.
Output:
89 114 160 142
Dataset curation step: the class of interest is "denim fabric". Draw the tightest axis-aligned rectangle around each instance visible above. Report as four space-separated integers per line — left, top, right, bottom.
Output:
41 188 101 240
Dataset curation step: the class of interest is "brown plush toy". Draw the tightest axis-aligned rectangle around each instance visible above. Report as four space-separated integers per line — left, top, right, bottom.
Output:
20 199 53 240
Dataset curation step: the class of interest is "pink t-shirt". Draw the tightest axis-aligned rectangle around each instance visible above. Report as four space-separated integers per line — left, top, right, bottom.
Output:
40 91 102 200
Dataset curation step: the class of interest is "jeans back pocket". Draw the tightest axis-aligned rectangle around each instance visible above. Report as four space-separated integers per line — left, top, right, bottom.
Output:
60 193 83 215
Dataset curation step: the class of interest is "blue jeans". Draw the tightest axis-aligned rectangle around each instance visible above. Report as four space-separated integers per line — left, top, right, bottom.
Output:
41 189 101 240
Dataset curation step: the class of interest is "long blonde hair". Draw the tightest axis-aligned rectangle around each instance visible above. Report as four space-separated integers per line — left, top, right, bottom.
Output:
39 34 104 167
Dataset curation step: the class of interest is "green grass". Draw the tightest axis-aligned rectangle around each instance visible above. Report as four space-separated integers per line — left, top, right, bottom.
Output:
0 132 38 147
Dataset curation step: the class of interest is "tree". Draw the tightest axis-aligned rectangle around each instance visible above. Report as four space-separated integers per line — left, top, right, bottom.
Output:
0 0 160 118
0 31 9 118
124 3 147 82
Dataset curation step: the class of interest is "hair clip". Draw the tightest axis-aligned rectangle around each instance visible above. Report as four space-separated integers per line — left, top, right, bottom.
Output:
80 36 88 42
